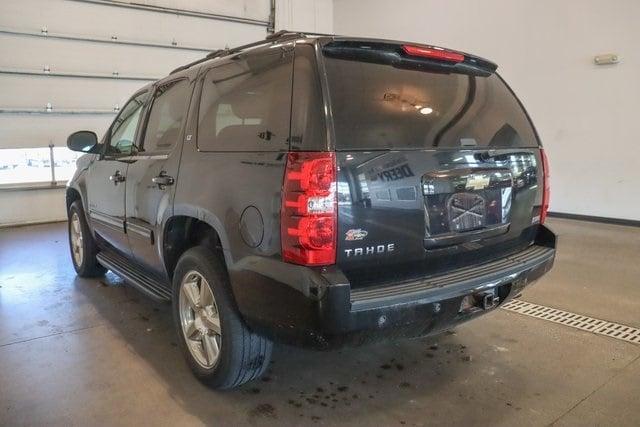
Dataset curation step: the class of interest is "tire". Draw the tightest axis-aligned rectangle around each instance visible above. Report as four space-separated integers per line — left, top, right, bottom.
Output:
172 245 272 389
68 200 106 277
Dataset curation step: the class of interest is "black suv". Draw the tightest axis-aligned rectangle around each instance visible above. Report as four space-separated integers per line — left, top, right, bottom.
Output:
66 31 556 389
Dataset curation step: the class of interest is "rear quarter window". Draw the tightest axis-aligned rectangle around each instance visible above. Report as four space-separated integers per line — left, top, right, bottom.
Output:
197 49 293 152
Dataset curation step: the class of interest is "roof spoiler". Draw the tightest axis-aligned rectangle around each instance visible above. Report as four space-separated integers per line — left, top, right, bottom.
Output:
323 40 497 76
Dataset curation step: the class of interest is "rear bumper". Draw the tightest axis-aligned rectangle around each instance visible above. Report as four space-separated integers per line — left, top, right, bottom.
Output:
233 225 556 349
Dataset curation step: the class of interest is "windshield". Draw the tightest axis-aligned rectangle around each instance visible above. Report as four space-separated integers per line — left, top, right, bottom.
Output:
323 44 539 150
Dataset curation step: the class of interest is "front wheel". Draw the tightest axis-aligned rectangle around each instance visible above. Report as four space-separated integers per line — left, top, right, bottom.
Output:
68 200 105 277
172 246 272 389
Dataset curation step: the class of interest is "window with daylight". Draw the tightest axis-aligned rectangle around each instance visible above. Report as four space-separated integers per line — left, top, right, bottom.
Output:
0 147 83 186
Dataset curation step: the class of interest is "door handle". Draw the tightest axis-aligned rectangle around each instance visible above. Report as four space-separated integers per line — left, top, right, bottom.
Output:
152 173 174 188
109 170 125 185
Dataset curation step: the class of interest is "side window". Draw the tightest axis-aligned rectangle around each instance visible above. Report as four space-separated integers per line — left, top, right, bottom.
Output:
142 79 192 152
107 91 148 156
197 49 293 152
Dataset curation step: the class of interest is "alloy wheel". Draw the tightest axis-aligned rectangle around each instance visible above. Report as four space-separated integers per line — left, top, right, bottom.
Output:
70 212 84 267
179 270 222 368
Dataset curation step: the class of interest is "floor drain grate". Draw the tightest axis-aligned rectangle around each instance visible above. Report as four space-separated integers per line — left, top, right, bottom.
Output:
501 299 640 345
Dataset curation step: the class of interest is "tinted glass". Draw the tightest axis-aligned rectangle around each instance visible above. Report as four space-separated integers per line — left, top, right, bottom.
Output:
108 91 148 155
197 49 293 152
143 79 191 152
323 48 539 150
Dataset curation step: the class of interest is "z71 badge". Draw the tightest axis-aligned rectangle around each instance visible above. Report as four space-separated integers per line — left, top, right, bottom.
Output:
345 228 368 241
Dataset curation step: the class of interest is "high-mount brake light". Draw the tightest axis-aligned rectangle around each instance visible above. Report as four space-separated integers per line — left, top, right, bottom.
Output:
281 152 337 266
540 148 551 224
402 44 465 63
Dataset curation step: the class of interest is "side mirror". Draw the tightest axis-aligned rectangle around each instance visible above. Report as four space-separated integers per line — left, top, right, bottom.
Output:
67 130 98 153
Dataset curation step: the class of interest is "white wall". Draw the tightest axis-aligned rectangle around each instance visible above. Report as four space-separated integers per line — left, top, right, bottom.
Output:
334 0 640 221
276 0 333 33
0 189 69 227
0 0 328 226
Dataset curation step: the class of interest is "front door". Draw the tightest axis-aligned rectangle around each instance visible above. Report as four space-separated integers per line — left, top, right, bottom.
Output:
125 78 193 278
86 90 149 255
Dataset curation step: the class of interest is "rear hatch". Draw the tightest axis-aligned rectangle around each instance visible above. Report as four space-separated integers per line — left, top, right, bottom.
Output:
322 39 546 289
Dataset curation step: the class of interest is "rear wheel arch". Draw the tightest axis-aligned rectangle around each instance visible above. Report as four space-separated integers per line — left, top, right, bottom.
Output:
162 215 230 281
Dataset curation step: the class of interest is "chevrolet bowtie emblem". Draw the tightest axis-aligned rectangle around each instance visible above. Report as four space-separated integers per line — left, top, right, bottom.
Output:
466 174 491 190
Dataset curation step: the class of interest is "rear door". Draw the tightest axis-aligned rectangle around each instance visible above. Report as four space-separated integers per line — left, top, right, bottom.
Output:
321 40 545 288
125 78 194 277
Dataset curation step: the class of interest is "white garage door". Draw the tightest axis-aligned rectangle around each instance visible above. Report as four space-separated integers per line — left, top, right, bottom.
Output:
0 0 271 188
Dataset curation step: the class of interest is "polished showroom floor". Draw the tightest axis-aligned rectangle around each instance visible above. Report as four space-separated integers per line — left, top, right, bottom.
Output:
0 218 638 426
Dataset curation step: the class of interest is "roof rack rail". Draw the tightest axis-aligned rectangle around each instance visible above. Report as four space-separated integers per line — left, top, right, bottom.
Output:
169 49 226 75
286 30 337 38
168 30 308 75
265 30 305 40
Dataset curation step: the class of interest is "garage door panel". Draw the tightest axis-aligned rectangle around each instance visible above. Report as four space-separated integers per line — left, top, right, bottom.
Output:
0 36 205 76
0 115 113 149
0 75 148 110
0 0 268 48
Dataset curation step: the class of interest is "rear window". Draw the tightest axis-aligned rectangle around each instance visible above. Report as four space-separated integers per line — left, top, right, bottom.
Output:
323 43 539 150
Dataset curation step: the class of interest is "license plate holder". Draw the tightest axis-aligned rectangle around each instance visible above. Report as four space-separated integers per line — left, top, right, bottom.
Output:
422 167 514 248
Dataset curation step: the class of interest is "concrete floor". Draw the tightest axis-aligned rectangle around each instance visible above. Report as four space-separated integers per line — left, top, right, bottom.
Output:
0 218 638 426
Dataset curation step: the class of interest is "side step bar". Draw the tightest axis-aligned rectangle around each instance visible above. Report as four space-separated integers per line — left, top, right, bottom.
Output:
96 251 171 301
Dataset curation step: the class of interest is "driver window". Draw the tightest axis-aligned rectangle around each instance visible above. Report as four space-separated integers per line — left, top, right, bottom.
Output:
107 91 148 156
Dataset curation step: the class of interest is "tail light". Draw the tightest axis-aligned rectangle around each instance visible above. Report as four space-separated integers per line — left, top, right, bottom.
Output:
402 44 465 63
281 152 337 266
540 148 551 224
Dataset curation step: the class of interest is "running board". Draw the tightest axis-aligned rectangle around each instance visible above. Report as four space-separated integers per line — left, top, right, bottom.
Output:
96 251 171 301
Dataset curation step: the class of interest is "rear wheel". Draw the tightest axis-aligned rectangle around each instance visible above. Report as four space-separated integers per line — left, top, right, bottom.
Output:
68 200 105 277
172 246 272 389
178 270 223 369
